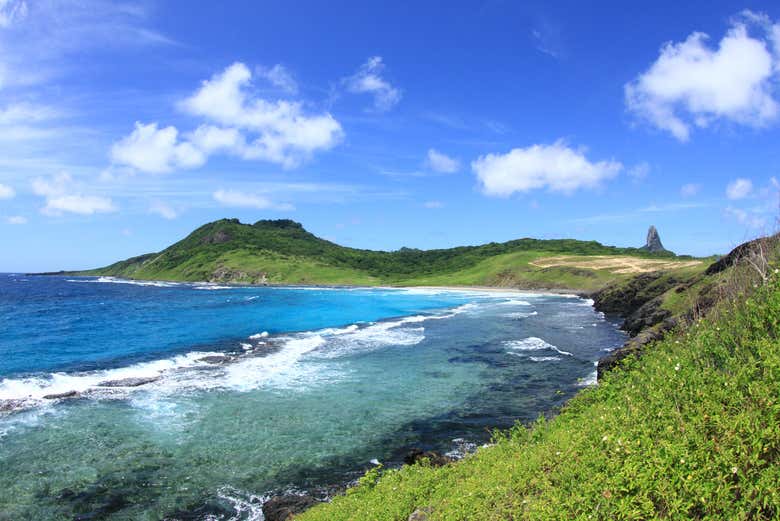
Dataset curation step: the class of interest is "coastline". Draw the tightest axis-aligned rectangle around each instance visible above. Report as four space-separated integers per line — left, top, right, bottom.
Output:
7 274 617 520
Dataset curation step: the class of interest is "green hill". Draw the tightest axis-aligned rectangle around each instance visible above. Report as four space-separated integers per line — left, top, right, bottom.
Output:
71 218 702 292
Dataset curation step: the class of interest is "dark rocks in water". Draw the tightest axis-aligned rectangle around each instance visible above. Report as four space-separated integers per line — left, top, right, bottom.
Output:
639 225 669 254
403 448 452 467
262 494 319 521
98 376 159 387
597 317 677 379
43 390 79 400
0 399 26 412
196 355 231 364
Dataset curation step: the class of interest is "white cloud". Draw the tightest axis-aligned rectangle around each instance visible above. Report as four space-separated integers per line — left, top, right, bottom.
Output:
426 149 460 173
187 124 244 154
625 12 780 141
0 0 173 91
726 178 753 199
43 195 116 215
724 206 767 229
680 183 701 197
472 141 622 196
179 62 343 169
5 215 26 224
0 0 27 29
423 200 444 209
213 189 294 211
627 162 650 181
31 172 116 215
111 122 205 174
344 56 402 111
0 182 15 199
149 200 177 220
0 102 59 124
256 64 298 94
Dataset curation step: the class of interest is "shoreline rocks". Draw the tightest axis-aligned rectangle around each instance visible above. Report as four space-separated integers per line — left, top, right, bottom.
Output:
262 494 320 521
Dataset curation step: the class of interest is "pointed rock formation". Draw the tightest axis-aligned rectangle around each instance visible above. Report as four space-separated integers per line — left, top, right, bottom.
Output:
640 226 669 254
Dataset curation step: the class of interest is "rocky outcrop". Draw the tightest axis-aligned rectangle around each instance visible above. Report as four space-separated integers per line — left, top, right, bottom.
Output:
98 376 159 387
408 507 434 520
43 390 79 400
209 266 268 285
593 272 680 317
597 318 677 379
262 494 319 521
639 225 670 254
403 449 452 467
593 271 686 379
201 230 232 244
705 233 779 275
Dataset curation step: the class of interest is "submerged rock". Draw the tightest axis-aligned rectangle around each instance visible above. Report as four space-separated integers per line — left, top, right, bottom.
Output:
0 399 26 412
43 390 79 400
98 376 160 388
262 494 319 521
196 355 231 364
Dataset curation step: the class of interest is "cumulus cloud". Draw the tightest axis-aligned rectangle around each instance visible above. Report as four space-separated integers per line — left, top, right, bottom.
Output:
625 12 780 141
426 149 460 173
680 183 702 197
256 64 298 94
471 141 622 196
180 62 342 168
31 172 116 215
213 189 293 211
0 182 15 199
111 122 205 174
5 215 26 224
111 63 343 173
149 200 177 220
344 56 402 111
726 178 753 199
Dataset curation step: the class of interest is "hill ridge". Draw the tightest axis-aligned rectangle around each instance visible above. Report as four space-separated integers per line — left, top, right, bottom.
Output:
69 218 695 291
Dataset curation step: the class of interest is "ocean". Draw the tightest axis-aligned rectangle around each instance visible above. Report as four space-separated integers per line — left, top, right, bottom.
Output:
0 274 625 520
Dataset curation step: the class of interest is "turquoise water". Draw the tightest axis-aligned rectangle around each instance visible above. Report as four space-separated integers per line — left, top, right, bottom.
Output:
0 275 625 520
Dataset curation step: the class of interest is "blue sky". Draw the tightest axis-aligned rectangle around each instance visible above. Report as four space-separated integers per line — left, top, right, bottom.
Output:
1 0 780 271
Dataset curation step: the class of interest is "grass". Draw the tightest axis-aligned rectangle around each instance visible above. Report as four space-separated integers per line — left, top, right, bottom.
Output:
298 274 780 520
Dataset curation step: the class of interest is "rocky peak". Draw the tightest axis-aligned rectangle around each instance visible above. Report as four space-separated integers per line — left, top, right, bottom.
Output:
642 225 666 253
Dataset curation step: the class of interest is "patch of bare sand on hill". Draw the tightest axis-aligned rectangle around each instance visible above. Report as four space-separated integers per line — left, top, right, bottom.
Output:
530 255 702 274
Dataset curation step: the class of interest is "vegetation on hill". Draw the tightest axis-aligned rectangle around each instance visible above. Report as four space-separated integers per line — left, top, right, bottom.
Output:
297 237 780 521
73 218 700 291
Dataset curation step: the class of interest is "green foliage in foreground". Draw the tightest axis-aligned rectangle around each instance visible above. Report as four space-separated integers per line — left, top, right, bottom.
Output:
298 278 780 520
75 218 695 290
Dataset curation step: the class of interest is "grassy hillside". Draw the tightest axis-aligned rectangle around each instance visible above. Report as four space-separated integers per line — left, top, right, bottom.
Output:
297 261 780 520
73 218 703 291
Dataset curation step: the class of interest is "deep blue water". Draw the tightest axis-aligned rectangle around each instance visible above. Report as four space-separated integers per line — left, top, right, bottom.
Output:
0 275 466 377
0 274 626 520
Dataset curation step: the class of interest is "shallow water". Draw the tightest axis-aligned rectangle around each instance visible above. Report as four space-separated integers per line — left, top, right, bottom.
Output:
0 275 625 519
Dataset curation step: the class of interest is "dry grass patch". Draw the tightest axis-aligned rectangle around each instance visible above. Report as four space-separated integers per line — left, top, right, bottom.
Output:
530 255 701 274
